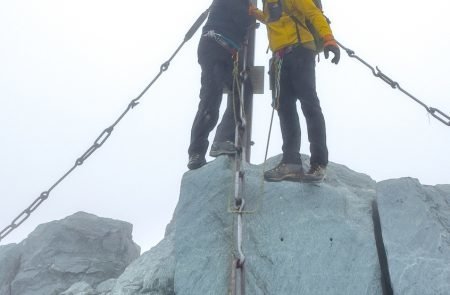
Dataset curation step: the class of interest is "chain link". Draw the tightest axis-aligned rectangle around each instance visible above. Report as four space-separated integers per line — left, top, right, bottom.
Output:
0 7 211 243
229 32 252 295
337 41 450 126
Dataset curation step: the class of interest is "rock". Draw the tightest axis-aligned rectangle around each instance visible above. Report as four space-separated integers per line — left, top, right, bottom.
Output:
61 282 95 295
377 178 450 295
110 221 175 295
93 278 116 295
2 156 449 295
0 244 21 295
172 155 382 294
0 212 140 295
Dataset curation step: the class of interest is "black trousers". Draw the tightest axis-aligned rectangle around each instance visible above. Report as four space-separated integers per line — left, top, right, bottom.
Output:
277 46 328 167
188 37 251 157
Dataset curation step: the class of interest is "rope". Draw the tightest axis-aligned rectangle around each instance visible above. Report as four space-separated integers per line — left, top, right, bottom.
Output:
255 56 283 211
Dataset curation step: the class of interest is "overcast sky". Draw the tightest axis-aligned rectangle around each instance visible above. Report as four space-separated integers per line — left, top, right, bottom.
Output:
1 0 449 252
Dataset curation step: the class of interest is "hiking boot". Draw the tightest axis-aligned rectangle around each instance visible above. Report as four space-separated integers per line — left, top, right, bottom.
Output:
187 154 206 170
264 162 304 182
209 141 236 157
302 164 327 183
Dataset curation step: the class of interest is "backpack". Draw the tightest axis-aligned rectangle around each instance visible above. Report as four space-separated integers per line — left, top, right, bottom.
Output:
289 0 330 52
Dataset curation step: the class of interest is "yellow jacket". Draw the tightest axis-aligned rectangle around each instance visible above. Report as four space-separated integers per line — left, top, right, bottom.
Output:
251 0 335 52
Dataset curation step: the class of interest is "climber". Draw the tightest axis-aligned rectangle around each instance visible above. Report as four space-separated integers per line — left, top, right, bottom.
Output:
250 0 340 182
187 0 254 170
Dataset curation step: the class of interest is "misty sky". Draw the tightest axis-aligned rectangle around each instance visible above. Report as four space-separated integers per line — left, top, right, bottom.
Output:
1 0 449 252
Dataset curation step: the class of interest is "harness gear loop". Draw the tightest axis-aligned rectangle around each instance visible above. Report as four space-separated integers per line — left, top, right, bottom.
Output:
270 55 283 110
337 40 450 127
203 30 240 56
0 6 211 243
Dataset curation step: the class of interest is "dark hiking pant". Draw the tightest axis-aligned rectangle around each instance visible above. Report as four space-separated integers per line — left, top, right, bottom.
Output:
188 37 251 157
277 46 328 167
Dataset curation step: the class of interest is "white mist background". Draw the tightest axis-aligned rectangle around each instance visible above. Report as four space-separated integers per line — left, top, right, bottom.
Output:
1 0 449 251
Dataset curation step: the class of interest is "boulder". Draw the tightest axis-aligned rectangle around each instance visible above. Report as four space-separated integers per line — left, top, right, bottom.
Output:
0 212 140 295
377 179 450 294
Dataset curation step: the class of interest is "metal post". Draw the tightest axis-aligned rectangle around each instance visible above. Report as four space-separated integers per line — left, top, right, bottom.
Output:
244 0 258 163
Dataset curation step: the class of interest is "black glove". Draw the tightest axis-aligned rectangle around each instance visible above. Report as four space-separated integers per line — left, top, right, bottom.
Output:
324 45 340 64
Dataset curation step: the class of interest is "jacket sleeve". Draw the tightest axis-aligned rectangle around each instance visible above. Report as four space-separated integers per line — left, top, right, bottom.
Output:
293 0 334 39
249 5 268 24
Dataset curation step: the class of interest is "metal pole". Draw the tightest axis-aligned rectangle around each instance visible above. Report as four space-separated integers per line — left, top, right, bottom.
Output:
244 0 257 163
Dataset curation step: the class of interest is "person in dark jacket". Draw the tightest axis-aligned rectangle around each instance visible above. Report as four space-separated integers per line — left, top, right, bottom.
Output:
187 0 253 170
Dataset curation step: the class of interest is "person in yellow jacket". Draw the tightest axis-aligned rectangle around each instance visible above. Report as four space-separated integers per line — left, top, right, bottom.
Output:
250 0 340 182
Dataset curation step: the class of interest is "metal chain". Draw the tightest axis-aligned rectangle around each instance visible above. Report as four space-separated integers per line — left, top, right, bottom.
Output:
336 41 450 126
229 36 251 295
0 7 211 243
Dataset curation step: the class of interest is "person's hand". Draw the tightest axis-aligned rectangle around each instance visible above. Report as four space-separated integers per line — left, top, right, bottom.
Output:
323 35 340 64
324 44 340 64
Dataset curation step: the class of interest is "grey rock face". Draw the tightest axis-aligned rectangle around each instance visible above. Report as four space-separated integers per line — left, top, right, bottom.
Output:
2 156 449 295
377 178 450 295
109 221 175 295
172 155 382 294
126 155 445 295
94 279 117 295
244 157 381 294
0 212 140 295
0 244 21 295
174 156 236 295
61 282 95 295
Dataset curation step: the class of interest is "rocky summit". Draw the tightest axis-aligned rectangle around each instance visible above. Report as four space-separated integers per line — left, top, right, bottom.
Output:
0 155 449 295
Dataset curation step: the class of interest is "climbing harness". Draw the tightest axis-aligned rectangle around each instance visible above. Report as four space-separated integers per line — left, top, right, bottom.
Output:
0 7 211 243
337 41 450 127
203 30 241 56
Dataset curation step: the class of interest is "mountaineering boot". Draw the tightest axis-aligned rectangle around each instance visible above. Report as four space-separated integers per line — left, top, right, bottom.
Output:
187 153 207 170
264 162 304 182
302 164 327 183
209 141 236 157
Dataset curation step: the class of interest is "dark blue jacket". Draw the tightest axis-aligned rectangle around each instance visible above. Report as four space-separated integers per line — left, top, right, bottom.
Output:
202 0 252 46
